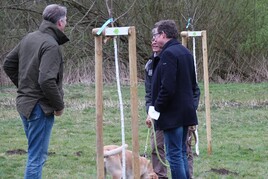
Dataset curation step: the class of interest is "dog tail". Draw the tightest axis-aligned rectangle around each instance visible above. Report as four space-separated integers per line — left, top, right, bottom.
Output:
104 144 128 157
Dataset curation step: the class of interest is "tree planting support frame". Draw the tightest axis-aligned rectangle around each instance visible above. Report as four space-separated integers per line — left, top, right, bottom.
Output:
92 26 140 178
181 30 212 155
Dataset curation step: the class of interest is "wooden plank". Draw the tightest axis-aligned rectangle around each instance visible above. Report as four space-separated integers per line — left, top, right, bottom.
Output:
188 31 202 37
106 27 130 36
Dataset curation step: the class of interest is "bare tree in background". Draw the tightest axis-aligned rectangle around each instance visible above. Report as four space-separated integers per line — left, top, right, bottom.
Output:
0 0 267 85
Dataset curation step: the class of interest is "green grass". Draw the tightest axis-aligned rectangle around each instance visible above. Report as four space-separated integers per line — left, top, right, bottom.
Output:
0 82 268 178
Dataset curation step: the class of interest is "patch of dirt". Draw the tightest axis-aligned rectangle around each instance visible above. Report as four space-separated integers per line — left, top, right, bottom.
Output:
75 151 83 157
210 168 238 176
48 152 56 156
6 149 27 155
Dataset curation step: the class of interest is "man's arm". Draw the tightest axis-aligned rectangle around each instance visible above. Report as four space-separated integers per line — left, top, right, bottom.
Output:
192 58 200 110
3 44 20 87
39 45 64 111
145 59 153 113
145 59 154 128
193 83 200 110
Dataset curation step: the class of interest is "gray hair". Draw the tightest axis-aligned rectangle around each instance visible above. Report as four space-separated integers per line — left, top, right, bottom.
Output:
42 4 67 24
151 27 158 35
154 20 178 39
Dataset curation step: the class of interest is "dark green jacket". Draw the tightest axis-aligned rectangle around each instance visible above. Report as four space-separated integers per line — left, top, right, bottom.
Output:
3 20 69 118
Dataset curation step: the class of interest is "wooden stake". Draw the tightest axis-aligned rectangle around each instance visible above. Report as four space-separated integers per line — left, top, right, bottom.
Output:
201 31 212 155
181 30 212 155
181 31 188 47
93 30 104 178
128 26 140 179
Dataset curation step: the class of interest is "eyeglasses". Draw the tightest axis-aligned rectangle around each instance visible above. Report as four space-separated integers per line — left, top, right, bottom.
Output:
151 32 162 41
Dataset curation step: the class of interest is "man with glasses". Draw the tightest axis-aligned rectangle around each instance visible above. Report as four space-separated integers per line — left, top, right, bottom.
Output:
148 20 199 179
3 4 69 179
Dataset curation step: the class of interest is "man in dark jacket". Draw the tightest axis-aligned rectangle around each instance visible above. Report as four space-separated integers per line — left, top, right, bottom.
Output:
3 4 69 179
146 28 200 179
148 20 199 179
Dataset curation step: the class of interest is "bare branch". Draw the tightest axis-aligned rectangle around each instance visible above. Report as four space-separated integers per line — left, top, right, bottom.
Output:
70 0 96 34
113 0 137 23
0 6 41 15
105 0 113 18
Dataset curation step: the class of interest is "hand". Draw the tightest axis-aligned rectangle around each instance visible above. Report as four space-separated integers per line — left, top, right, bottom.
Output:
54 109 64 116
145 115 152 128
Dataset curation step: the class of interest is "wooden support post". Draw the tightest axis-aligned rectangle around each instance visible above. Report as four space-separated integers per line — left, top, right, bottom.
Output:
128 26 140 178
92 26 140 178
181 30 212 155
201 31 212 155
93 30 104 178
181 31 188 47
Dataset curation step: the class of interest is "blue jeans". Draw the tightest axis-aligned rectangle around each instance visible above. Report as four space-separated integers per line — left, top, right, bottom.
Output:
164 126 189 179
20 103 54 179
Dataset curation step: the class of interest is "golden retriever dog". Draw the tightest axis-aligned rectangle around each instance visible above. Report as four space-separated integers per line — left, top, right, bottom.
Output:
104 144 158 179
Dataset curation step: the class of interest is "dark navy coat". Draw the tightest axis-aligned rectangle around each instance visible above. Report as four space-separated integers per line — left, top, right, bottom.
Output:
151 39 199 130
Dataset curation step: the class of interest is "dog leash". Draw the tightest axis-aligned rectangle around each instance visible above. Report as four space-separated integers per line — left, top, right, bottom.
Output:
187 125 197 146
150 118 169 167
143 127 151 158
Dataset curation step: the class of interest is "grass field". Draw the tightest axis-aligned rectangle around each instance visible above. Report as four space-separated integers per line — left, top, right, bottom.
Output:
0 82 267 179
